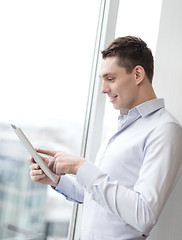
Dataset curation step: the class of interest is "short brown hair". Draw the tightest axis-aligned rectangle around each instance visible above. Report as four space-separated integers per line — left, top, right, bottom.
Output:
101 36 154 83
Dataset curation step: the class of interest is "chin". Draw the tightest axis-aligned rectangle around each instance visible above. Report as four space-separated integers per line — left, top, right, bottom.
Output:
117 106 129 114
112 102 129 113
112 104 120 110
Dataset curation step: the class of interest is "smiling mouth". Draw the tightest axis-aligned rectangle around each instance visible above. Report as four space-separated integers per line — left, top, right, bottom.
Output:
109 95 118 102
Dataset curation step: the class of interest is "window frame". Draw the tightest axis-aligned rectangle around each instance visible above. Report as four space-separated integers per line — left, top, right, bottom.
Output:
68 0 120 239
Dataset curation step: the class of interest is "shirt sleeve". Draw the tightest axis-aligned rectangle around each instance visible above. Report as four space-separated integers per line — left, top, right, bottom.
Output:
52 174 84 204
76 122 182 233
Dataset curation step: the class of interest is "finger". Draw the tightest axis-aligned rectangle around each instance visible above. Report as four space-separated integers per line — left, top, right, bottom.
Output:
35 148 58 157
30 163 40 170
30 169 43 176
28 155 35 163
31 173 46 182
48 159 55 172
53 162 57 174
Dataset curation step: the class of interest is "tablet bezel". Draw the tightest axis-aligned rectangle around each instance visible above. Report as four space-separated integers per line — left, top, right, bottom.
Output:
11 124 58 184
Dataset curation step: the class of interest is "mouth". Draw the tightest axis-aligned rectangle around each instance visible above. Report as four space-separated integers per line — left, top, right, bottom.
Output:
109 95 118 102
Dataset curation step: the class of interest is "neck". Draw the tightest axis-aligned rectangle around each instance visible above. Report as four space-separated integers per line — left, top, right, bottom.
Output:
136 78 157 104
125 79 157 114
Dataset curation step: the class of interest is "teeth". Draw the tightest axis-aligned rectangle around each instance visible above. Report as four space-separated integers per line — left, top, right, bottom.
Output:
109 95 117 102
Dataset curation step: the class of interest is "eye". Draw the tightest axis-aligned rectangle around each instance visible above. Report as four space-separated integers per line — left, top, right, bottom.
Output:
107 77 114 81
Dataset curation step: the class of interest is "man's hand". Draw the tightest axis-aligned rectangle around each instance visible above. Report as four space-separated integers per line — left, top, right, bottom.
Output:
36 148 86 175
28 154 60 188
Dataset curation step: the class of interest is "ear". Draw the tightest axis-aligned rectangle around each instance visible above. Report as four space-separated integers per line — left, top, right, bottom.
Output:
134 65 145 85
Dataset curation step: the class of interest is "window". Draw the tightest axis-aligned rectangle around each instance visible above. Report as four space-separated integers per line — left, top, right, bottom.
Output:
0 1 163 239
0 1 101 239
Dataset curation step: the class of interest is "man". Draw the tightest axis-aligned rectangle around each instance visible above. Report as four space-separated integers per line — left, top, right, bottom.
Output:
29 36 182 239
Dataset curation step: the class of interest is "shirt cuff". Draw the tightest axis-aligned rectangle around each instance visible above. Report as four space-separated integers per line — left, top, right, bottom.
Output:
76 160 105 192
55 175 74 192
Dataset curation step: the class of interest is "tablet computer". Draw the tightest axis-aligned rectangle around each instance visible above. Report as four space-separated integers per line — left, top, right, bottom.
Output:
11 124 58 184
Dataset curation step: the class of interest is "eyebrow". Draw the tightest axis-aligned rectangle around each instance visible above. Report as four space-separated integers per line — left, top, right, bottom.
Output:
99 73 116 78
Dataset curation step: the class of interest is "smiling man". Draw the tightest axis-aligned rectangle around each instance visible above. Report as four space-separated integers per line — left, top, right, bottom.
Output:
29 36 182 240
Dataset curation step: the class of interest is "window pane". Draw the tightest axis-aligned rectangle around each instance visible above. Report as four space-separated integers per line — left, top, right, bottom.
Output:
0 1 101 239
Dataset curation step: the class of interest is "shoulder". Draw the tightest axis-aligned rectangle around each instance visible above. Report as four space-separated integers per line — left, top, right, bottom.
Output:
145 107 181 133
155 108 182 135
153 107 180 124
144 108 182 149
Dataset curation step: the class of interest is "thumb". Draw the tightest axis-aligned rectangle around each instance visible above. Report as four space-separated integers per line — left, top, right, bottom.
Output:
48 159 55 172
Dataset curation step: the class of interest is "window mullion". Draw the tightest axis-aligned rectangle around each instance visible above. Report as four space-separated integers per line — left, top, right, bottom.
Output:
68 1 119 240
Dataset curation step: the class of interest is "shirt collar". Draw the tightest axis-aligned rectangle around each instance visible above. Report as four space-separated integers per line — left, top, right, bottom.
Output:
117 98 165 135
135 98 165 117
119 98 165 120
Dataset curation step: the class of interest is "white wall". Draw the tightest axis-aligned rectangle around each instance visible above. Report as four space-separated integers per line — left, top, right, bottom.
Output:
153 0 182 123
149 0 182 239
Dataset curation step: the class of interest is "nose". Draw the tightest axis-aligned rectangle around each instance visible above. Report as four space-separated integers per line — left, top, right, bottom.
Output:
101 80 110 94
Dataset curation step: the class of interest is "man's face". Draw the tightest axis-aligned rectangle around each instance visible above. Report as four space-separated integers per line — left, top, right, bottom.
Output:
99 56 138 114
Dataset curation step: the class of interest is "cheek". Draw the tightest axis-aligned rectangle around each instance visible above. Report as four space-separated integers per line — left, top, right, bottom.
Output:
124 77 137 92
118 81 137 101
117 81 131 95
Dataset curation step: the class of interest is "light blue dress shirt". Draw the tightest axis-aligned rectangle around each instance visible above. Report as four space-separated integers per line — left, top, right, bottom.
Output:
55 98 182 240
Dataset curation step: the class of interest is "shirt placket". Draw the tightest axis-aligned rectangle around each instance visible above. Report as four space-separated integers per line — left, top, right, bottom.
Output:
97 110 141 167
